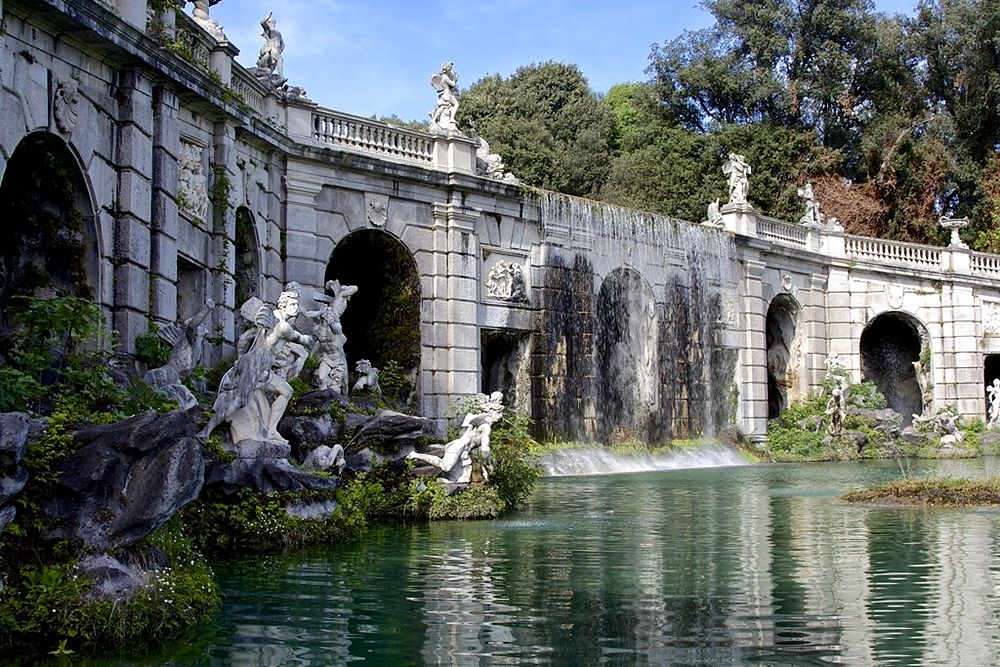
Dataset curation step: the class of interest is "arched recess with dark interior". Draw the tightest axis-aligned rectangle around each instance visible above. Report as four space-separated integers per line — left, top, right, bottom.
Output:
0 131 100 332
325 230 421 387
595 268 657 442
860 311 929 426
982 354 1000 418
233 206 261 307
766 293 802 419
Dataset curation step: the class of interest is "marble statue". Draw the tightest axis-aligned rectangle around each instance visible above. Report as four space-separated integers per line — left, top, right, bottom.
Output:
939 216 970 250
988 379 1000 429
798 182 823 228
351 359 381 395
53 78 81 135
485 260 527 302
935 407 965 447
475 137 517 183
826 385 845 436
704 199 723 227
304 279 358 393
189 0 227 41
429 62 460 134
912 360 933 416
143 299 215 409
722 153 751 206
271 287 310 382
254 12 287 88
824 351 849 391
178 142 209 222
199 286 313 445
408 392 503 484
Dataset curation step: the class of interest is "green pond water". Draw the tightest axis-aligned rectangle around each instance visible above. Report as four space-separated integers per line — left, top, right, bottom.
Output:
79 456 1000 664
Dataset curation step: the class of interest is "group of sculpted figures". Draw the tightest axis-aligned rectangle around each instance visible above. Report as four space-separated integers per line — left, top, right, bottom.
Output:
144 279 503 485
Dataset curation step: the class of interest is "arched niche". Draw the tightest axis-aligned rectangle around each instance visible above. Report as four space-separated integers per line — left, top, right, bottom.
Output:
325 229 421 376
233 206 261 307
860 311 930 425
595 268 657 442
766 293 802 419
0 131 100 330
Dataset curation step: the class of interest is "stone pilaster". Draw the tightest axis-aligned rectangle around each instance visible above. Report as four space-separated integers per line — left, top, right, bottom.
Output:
113 69 154 352
282 178 325 295
741 258 768 438
803 273 829 390
209 121 238 354
150 85 180 324
424 199 481 423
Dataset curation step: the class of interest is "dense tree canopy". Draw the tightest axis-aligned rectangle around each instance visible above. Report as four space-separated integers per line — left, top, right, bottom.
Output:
459 0 1000 248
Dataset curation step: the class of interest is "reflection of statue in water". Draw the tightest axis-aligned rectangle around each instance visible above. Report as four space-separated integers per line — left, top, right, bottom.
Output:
988 379 1000 429
722 152 751 205
304 280 358 394
254 12 287 87
199 286 312 444
429 62 459 134
408 392 503 484
143 299 215 409
352 359 381 395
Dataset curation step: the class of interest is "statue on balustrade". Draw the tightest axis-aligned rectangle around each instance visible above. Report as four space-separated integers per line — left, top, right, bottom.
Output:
189 0 227 42
143 299 215 409
254 12 287 88
798 182 823 228
429 62 460 134
723 153 751 206
704 199 723 227
407 392 504 484
199 285 312 445
304 280 358 394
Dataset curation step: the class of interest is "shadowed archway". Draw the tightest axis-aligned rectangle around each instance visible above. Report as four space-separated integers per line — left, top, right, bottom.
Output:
860 311 928 425
0 131 99 330
766 294 802 419
325 230 421 377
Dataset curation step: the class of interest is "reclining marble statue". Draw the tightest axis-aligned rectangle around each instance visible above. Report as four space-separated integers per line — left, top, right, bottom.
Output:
304 280 358 394
199 285 313 446
407 391 504 485
143 299 215 409
351 359 381 395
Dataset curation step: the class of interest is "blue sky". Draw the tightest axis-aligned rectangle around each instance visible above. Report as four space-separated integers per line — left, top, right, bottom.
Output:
211 0 923 123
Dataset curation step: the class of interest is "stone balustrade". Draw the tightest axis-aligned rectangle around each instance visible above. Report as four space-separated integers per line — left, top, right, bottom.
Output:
172 12 214 71
844 235 943 270
230 66 268 115
971 251 1000 278
311 108 435 167
756 216 809 248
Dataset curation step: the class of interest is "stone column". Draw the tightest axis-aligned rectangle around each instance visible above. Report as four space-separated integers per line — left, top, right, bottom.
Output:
740 258 768 438
150 86 180 325
803 273 829 391
113 69 154 352
282 178 325 294
208 121 237 355
425 199 481 423
825 265 857 380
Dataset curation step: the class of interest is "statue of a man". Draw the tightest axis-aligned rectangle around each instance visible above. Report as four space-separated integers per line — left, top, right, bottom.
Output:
199 287 312 445
723 153 751 206
304 280 358 394
256 12 287 87
189 0 226 41
429 62 460 134
408 392 503 483
798 182 822 227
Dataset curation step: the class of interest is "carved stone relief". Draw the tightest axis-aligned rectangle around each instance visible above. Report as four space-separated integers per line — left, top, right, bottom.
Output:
178 141 209 222
485 259 527 303
984 301 1000 334
53 78 81 135
886 284 905 310
365 193 388 227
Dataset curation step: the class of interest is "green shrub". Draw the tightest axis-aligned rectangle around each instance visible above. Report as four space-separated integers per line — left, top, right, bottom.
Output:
133 324 171 369
487 406 541 511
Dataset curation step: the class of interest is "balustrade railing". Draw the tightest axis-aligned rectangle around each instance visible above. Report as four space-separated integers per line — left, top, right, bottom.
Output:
312 109 435 166
171 12 213 70
756 216 808 248
971 251 1000 277
845 235 942 270
230 66 267 115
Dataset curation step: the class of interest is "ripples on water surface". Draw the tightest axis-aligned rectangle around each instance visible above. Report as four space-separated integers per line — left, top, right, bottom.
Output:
88 457 1000 665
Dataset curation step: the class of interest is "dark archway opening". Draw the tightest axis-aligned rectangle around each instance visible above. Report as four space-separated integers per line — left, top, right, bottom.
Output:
766 294 800 419
596 269 656 443
0 132 98 332
984 355 1000 418
325 230 421 378
860 312 924 425
233 207 260 307
481 329 529 409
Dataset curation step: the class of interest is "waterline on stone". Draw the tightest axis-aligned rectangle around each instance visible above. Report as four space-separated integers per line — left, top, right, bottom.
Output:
539 443 747 477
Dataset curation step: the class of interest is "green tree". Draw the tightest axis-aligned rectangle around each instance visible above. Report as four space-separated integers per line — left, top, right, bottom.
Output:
459 62 615 196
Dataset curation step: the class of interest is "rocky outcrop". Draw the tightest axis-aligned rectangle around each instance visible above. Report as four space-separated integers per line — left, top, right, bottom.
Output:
351 410 444 452
0 412 30 535
205 439 338 495
42 410 204 551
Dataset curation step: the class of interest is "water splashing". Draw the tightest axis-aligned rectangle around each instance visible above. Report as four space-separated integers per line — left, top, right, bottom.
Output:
539 444 748 477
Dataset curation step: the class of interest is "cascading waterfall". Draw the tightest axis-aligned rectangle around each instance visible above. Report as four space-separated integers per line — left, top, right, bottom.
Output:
540 445 747 477
529 190 740 450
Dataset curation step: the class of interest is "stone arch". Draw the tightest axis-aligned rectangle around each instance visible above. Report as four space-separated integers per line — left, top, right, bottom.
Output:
233 206 261 307
0 131 100 329
325 229 421 377
766 293 802 419
595 267 657 442
860 311 930 426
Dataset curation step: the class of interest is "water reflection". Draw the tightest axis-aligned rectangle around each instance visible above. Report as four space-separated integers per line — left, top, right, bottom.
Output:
137 459 1000 665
